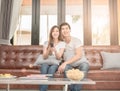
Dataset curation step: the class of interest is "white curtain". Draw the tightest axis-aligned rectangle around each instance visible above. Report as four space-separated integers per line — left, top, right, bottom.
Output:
0 0 22 45
9 0 22 41
0 0 1 12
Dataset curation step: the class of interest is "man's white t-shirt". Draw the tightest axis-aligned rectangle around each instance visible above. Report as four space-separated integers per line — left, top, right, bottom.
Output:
63 36 88 67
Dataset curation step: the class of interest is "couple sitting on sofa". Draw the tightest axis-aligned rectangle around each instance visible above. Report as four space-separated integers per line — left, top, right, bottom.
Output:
34 22 89 91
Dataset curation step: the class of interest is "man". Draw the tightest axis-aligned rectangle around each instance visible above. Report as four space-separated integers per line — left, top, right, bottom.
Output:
58 22 89 91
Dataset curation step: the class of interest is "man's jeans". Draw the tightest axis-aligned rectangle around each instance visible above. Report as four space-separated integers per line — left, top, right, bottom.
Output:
64 62 89 91
39 63 58 91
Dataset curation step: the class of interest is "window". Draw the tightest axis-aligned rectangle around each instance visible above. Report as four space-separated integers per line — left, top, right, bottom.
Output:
66 0 83 44
40 0 57 45
91 0 110 45
14 0 32 45
13 0 119 45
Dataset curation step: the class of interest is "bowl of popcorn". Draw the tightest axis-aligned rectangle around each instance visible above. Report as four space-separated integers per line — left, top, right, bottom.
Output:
66 69 84 81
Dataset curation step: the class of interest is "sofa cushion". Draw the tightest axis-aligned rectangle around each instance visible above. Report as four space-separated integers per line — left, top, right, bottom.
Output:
101 52 120 69
87 70 120 81
0 68 40 77
34 55 60 65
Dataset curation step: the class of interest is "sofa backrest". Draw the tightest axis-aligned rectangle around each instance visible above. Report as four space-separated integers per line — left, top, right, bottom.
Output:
83 46 120 70
0 45 120 70
0 45 43 69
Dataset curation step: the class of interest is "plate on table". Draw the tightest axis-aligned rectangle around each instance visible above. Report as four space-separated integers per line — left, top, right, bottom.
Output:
0 74 16 79
18 74 49 80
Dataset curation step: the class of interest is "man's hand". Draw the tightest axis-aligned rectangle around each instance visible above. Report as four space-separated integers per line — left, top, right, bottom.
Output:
58 62 67 74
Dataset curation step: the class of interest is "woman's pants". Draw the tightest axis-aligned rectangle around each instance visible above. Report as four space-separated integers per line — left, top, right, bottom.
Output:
39 63 58 91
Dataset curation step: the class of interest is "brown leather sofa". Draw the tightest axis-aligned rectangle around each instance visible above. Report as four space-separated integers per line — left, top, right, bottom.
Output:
0 45 120 90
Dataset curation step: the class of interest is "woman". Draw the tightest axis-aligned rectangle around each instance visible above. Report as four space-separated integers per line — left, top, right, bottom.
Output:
39 25 65 91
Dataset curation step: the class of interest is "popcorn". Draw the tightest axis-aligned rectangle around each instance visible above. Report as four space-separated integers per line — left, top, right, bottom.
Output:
66 69 84 81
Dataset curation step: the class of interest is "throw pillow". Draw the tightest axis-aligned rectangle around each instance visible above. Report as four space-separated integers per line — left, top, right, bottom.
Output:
101 51 120 69
33 55 60 66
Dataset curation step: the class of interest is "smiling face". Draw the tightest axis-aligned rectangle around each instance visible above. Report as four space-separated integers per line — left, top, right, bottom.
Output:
52 27 60 39
49 25 61 43
60 23 71 39
61 25 70 37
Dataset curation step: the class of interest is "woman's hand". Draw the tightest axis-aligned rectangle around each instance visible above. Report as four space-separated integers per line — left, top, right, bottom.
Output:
51 47 56 52
43 45 52 58
47 46 53 55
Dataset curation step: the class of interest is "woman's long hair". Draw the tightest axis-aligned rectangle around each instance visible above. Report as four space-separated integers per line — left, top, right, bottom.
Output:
47 25 61 48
